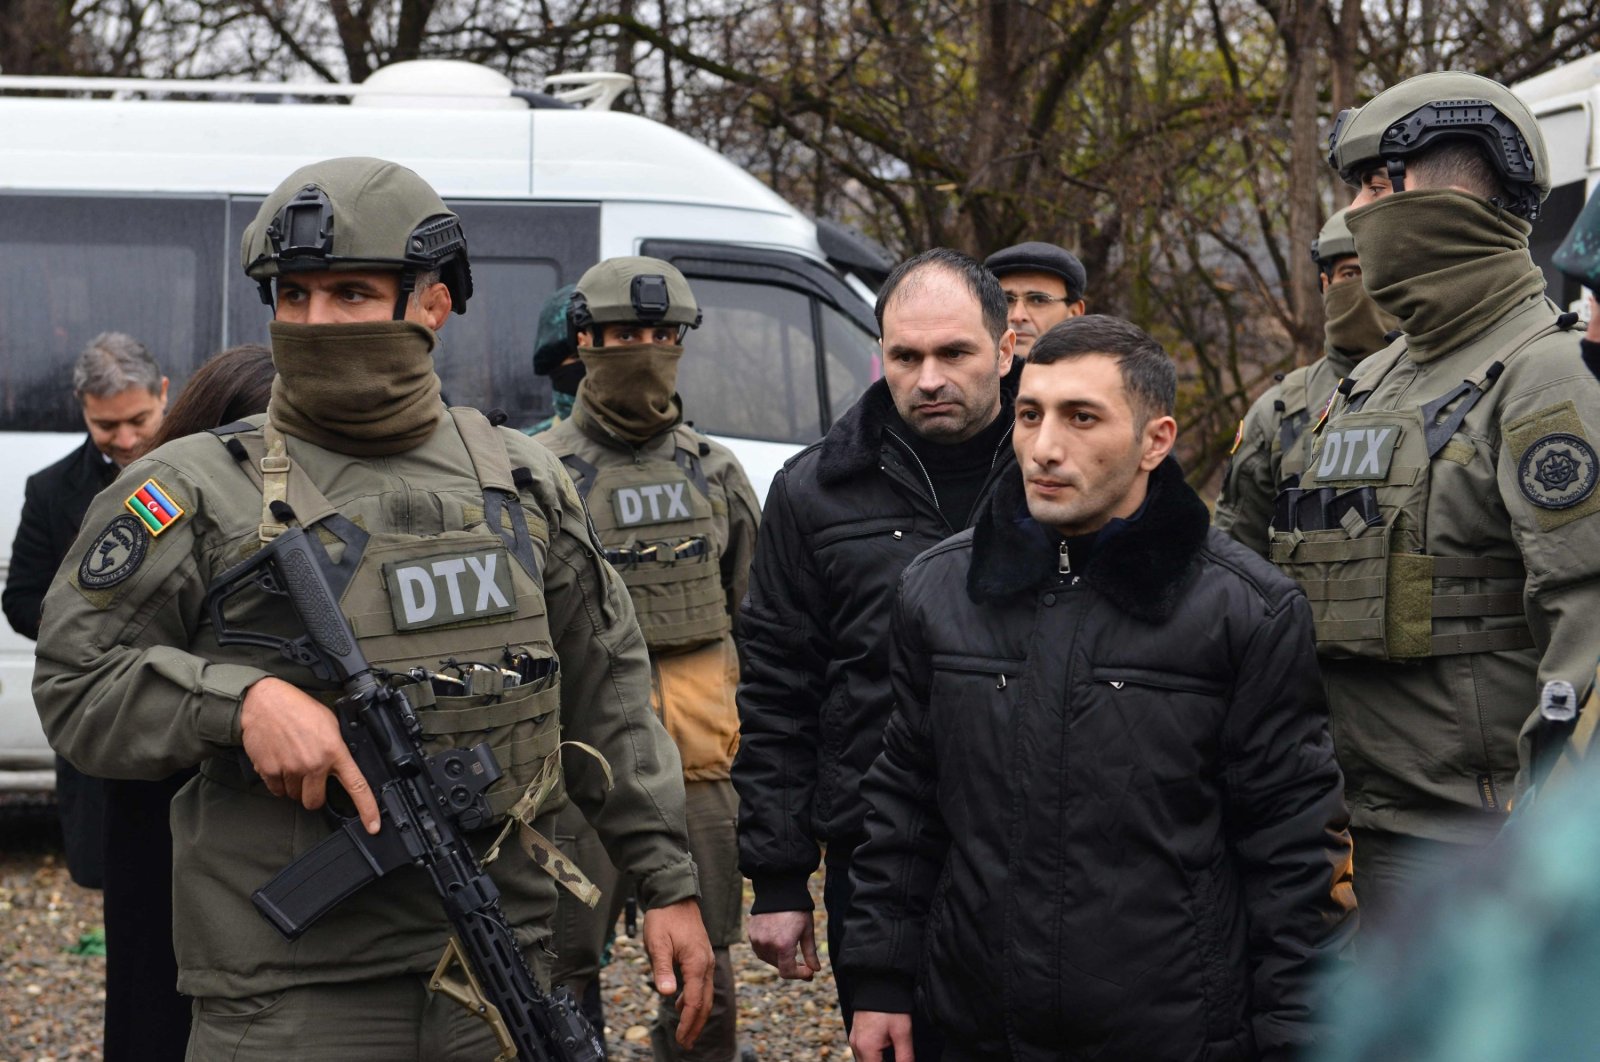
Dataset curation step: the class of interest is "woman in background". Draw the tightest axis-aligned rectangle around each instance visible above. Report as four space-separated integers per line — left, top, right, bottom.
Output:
100 343 275 1062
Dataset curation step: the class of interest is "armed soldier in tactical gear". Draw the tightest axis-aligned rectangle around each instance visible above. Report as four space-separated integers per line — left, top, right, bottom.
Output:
535 258 760 1062
1215 209 1398 556
1267 72 1600 923
32 157 714 1060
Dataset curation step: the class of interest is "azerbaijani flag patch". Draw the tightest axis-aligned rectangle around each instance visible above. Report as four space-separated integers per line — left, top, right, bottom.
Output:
124 478 185 536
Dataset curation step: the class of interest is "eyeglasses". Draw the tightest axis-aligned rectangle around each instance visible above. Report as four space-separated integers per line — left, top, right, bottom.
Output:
1003 292 1075 308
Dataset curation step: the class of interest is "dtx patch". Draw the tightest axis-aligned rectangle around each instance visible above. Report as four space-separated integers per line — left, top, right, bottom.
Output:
384 547 517 632
1518 433 1598 509
124 478 185 536
1313 425 1399 482
610 482 692 528
79 513 150 590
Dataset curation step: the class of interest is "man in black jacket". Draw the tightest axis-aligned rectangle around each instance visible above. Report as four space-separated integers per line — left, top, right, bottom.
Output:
845 316 1355 1062
4 331 167 887
733 248 1016 1049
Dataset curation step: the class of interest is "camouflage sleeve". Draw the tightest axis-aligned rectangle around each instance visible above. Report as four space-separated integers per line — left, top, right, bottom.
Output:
524 440 698 910
1497 350 1600 791
1212 389 1280 559
32 454 270 780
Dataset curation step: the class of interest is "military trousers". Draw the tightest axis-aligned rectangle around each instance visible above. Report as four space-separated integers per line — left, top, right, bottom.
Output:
183 951 549 1062
1350 826 1485 931
553 778 742 1061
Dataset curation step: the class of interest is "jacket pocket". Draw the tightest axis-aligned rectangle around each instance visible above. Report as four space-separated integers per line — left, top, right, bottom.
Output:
1089 666 1228 696
811 516 912 550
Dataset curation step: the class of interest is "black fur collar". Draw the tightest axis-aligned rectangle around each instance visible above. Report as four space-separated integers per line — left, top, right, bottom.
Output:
967 456 1210 623
817 361 1023 486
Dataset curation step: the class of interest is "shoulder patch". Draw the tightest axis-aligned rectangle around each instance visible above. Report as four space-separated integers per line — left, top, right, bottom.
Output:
1313 382 1341 434
1230 419 1245 455
78 513 150 590
124 478 185 536
1518 433 1598 509
1507 401 1600 530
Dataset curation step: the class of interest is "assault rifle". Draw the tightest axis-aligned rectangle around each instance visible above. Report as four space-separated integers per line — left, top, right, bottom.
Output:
204 524 601 1062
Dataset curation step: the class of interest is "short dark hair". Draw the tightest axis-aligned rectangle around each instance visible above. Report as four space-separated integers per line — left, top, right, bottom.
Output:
1406 141 1510 206
875 247 1008 343
1028 315 1176 425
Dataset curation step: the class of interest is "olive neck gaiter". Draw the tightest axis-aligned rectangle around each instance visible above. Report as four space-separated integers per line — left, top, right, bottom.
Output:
268 320 444 456
1322 277 1399 373
575 343 685 446
1346 190 1548 364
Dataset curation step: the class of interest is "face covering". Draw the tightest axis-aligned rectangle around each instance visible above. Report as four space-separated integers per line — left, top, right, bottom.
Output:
575 343 684 445
1345 190 1548 363
1322 276 1399 367
547 359 587 398
268 320 443 456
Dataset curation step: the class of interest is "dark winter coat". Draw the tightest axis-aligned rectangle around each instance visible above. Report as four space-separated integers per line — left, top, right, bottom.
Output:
4 434 115 889
841 457 1356 1061
733 375 1017 913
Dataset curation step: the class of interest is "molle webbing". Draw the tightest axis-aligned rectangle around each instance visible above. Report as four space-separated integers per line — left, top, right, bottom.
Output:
1268 317 1566 661
448 408 544 587
557 431 730 654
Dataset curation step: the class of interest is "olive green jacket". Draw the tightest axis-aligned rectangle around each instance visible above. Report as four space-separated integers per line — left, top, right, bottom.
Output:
1309 299 1600 844
1215 346 1357 557
534 409 761 779
33 412 698 997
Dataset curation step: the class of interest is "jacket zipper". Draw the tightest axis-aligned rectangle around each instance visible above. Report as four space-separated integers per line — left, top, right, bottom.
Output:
883 421 1016 531
883 427 941 517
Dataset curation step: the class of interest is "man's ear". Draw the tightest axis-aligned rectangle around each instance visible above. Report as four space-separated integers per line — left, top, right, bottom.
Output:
414 281 452 330
997 328 1016 376
1139 415 1178 471
158 377 170 408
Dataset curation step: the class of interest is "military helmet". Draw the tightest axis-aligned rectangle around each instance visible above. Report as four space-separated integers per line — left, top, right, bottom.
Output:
1327 71 1550 219
241 156 473 313
533 284 578 376
570 256 701 345
1311 209 1358 269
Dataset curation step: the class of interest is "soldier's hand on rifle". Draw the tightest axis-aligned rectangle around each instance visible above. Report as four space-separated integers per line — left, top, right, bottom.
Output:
642 897 714 1047
241 676 381 834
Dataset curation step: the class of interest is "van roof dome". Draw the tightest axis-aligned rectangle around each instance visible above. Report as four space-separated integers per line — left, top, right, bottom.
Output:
352 60 523 110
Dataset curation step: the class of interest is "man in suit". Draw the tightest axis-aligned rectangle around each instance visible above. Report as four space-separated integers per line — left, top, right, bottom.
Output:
4 331 168 887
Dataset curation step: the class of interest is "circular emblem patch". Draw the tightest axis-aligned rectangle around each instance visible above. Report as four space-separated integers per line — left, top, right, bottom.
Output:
1518 433 1599 510
78 513 150 589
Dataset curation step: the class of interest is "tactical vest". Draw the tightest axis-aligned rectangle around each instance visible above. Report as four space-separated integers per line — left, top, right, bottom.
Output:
209 409 565 822
1268 317 1567 661
1270 364 1320 486
555 425 730 654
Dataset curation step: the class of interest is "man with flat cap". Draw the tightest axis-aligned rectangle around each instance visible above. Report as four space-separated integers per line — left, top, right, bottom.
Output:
984 241 1088 359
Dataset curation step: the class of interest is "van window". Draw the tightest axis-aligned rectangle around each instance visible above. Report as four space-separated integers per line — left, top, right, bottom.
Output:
821 302 882 423
1531 180 1589 310
680 279 820 442
0 194 226 432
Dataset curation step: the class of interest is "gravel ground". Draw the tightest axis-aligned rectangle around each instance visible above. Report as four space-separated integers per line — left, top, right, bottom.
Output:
0 798 848 1062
